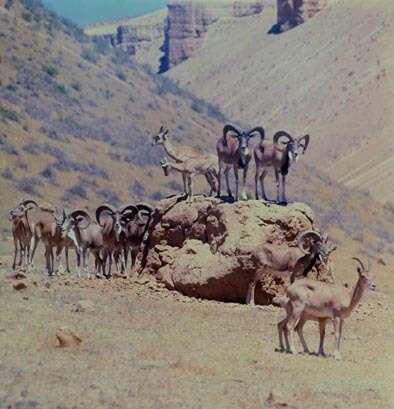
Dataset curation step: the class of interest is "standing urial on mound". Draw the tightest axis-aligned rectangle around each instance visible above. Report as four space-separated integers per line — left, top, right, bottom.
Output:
143 196 334 304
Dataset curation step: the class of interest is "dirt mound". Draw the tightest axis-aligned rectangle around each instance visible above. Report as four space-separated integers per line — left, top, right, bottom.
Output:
143 197 333 304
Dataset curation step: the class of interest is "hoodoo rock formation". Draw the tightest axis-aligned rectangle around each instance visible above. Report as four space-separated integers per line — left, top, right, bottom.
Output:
142 197 333 305
160 0 265 72
276 0 329 32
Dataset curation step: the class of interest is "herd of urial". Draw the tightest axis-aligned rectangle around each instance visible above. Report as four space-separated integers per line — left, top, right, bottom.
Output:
8 124 376 360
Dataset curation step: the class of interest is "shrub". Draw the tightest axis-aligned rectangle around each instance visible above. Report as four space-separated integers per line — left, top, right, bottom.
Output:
116 69 127 82
81 48 98 64
54 83 67 94
6 84 17 92
191 98 205 114
1 168 14 179
150 191 163 201
16 177 42 195
64 183 88 200
129 181 145 198
0 135 18 155
111 48 131 66
71 81 81 92
40 165 57 184
93 36 111 55
0 106 18 122
97 188 120 206
43 65 58 77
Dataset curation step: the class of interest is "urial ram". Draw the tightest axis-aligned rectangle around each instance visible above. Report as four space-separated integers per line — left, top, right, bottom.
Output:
95 204 138 278
217 125 263 201
153 126 218 197
254 130 310 204
247 230 336 305
160 157 218 201
9 199 38 271
275 258 375 360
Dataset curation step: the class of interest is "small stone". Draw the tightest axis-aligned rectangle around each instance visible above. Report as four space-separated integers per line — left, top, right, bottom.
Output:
12 272 27 280
74 300 95 313
56 327 82 348
13 282 27 291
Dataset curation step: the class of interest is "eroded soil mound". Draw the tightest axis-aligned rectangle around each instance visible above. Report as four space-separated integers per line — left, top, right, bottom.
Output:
143 197 333 304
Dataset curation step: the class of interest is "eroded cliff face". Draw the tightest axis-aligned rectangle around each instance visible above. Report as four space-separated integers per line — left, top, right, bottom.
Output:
276 0 329 32
142 197 333 305
160 0 265 72
86 11 166 70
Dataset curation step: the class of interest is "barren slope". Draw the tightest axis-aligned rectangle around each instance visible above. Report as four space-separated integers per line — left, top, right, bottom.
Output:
168 0 394 204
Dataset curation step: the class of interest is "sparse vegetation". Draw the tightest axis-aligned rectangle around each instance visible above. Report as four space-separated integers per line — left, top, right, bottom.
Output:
0 106 18 122
81 48 99 64
43 64 59 77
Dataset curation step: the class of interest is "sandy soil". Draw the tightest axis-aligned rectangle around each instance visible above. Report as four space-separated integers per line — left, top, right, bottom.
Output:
1 254 393 409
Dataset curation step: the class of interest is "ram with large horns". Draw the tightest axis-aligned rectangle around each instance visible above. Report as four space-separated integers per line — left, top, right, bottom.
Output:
254 130 310 204
247 230 336 305
216 125 263 201
95 204 138 278
9 199 39 271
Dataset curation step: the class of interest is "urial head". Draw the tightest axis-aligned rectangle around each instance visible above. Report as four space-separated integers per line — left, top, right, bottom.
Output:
223 125 264 166
60 209 91 243
96 204 138 241
273 131 310 164
152 125 169 147
160 158 170 176
9 199 38 221
297 230 336 265
353 257 376 291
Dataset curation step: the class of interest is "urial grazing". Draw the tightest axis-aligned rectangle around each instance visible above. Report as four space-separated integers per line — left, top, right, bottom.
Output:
9 199 38 271
275 258 375 360
153 126 219 196
95 204 138 278
160 157 218 201
216 125 263 201
254 130 310 204
247 231 336 305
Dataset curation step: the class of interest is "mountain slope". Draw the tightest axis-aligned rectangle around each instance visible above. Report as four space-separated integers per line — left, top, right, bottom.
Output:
168 0 394 204
0 0 224 216
0 0 393 261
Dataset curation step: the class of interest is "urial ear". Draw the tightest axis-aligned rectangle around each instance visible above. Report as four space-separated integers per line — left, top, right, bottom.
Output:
298 134 310 153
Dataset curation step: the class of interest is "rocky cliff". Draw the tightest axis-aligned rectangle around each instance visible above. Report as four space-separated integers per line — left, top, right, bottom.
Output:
141 197 333 305
160 0 265 72
85 10 166 70
275 0 329 32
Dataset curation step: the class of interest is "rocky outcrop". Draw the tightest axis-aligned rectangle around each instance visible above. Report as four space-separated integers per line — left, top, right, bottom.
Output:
160 0 265 72
275 0 329 32
86 11 166 70
142 197 333 305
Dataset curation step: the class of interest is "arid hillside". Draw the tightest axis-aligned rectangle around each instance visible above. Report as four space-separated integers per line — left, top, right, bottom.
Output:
168 0 394 204
0 0 393 262
0 0 225 220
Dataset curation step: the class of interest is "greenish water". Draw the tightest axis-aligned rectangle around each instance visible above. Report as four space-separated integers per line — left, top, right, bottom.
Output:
42 0 166 26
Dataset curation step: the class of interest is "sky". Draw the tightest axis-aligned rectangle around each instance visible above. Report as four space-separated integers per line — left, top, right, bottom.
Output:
42 0 167 26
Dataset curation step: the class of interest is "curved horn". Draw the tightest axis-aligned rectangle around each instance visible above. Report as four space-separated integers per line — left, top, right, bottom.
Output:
297 230 322 254
298 134 310 153
247 127 265 140
352 257 366 275
273 131 293 145
120 204 138 221
223 125 241 146
96 204 116 226
70 209 91 230
137 203 154 214
20 199 39 209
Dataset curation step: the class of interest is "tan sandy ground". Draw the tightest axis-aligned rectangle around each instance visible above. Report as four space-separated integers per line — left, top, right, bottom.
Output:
0 250 393 409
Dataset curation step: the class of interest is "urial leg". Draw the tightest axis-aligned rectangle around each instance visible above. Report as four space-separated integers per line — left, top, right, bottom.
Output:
277 317 289 352
12 238 18 270
217 162 223 198
318 319 328 357
240 164 249 200
182 173 187 196
260 170 268 201
280 173 287 204
286 301 304 354
233 164 239 201
275 169 281 203
295 316 310 354
224 167 232 198
333 318 344 360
